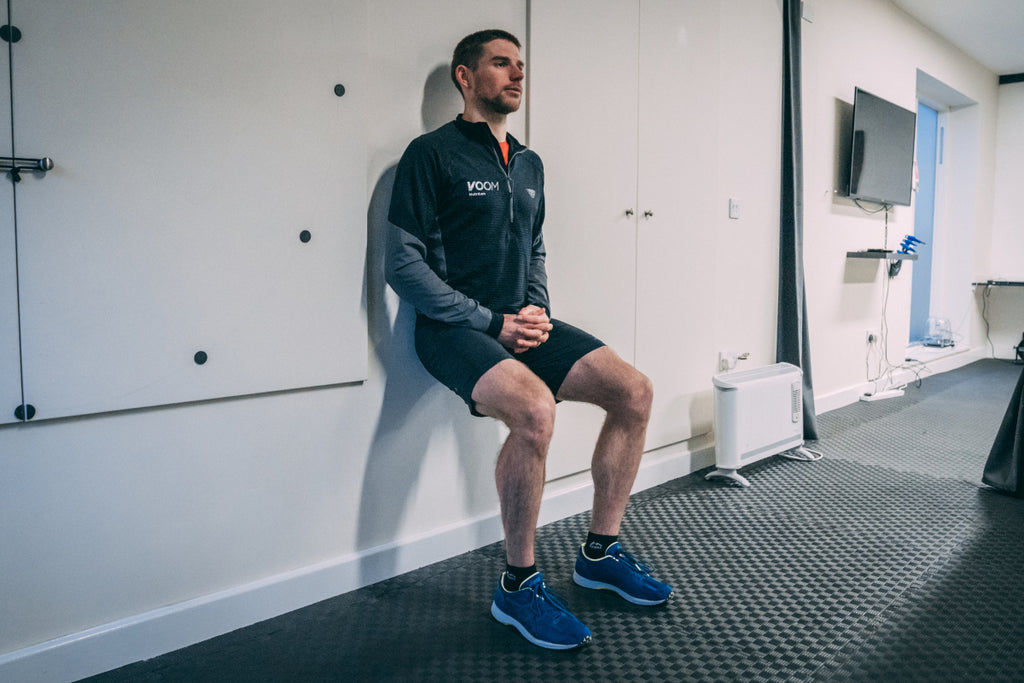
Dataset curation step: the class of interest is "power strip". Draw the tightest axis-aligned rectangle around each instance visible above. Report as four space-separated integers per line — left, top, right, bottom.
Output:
860 388 905 402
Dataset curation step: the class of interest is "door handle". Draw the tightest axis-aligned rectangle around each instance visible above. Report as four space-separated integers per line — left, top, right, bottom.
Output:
2 156 54 182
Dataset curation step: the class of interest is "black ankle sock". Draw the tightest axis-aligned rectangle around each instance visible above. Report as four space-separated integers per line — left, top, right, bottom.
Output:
583 532 618 560
503 564 536 591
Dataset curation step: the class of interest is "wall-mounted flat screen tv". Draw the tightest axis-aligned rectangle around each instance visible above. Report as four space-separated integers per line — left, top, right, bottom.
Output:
848 87 917 207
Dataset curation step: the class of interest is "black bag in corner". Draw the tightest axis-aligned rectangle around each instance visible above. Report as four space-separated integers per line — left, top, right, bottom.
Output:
983 367 1024 496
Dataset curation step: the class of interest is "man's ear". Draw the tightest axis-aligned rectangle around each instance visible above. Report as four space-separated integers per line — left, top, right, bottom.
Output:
454 64 472 93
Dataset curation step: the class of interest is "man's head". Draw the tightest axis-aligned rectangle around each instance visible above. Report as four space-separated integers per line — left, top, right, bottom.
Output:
450 29 521 94
450 30 524 118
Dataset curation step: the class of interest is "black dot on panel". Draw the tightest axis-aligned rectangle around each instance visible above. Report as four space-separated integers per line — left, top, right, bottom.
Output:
300 230 312 243
194 351 208 365
0 25 22 43
14 403 35 420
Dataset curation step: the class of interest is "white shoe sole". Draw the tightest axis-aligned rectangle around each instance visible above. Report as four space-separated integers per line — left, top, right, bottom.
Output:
572 570 671 606
490 600 591 650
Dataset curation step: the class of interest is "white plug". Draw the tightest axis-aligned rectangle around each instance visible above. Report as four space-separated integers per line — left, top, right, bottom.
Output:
718 350 750 372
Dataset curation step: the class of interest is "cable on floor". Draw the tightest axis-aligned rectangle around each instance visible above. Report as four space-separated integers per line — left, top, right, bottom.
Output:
779 445 823 461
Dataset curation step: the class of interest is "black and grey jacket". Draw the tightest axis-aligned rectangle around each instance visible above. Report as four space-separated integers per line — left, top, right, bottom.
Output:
386 115 550 337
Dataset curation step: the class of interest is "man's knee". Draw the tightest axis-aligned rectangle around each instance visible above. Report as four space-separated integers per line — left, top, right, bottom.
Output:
514 392 557 450
618 368 654 422
473 360 557 448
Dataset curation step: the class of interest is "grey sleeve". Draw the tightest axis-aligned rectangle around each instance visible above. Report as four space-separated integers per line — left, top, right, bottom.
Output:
385 223 500 334
385 139 501 335
526 194 550 316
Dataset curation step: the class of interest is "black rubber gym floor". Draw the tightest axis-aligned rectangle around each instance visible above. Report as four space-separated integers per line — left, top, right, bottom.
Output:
84 359 1024 682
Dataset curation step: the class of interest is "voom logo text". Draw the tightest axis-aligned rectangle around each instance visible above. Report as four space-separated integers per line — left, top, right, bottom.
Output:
467 180 501 196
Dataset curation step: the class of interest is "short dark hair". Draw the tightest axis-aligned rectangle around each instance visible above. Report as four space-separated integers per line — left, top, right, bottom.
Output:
450 29 521 95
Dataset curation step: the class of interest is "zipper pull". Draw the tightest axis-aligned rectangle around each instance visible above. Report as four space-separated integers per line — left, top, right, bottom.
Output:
508 177 514 223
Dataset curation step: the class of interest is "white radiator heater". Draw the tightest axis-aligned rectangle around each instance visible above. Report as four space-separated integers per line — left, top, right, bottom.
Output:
706 362 804 487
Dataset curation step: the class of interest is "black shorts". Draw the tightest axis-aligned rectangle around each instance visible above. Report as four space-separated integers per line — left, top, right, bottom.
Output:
414 316 605 416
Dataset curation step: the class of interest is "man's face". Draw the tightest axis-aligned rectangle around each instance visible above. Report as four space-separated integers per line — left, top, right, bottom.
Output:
465 39 524 115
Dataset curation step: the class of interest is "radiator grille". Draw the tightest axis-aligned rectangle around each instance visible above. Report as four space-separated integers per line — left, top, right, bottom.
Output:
791 379 802 423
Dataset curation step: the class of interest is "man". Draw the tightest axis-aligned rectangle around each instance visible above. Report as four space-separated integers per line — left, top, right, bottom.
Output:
386 29 671 650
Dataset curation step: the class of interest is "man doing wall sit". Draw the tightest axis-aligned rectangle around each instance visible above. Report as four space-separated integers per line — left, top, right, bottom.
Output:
385 28 672 650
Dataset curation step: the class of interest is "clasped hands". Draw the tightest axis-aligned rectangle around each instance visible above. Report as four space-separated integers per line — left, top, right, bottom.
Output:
498 304 552 354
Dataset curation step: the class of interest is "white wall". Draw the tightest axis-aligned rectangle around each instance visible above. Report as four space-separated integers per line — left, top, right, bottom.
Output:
0 0 1014 679
990 82 1024 279
800 0 999 405
982 81 1024 358
712 0 784 375
1 1 527 674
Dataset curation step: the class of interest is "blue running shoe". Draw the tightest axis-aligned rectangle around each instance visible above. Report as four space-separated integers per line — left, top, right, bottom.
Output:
491 571 592 650
572 542 673 605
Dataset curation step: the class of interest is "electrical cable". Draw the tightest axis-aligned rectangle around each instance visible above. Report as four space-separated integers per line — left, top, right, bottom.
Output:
982 284 996 358
852 198 889 215
863 255 938 394
875 259 899 390
980 284 1023 365
779 446 823 462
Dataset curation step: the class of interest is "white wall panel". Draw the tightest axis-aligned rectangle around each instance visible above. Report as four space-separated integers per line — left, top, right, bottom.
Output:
11 1 368 421
532 0 718 468
529 0 640 360
529 0 641 479
635 0 719 448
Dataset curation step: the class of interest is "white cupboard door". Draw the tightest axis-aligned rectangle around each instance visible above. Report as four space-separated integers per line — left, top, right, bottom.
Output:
635 0 719 449
529 0 640 359
1 2 23 424
529 0 641 479
12 1 368 420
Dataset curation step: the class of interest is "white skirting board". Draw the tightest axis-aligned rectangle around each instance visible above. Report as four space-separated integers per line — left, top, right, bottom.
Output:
0 440 714 683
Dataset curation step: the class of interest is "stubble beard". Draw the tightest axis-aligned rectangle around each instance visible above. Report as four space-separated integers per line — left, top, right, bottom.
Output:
481 91 521 116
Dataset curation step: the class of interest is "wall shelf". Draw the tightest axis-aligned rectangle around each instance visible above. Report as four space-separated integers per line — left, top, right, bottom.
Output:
973 280 1024 287
846 251 918 261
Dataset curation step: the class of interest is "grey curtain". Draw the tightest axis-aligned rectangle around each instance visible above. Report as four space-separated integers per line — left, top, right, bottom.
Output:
778 0 819 440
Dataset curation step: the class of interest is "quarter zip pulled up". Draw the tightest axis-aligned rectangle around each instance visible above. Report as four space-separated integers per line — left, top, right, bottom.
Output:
496 146 525 224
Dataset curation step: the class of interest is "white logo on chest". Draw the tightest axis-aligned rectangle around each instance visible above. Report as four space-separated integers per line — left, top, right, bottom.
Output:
467 180 501 196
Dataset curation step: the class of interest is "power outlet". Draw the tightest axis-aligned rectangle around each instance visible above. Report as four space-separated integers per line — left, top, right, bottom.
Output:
718 349 749 372
718 350 736 373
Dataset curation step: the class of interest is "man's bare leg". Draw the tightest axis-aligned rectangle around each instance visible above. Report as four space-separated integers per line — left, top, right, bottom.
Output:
556 346 670 606
556 346 654 535
478 358 593 650
472 358 557 567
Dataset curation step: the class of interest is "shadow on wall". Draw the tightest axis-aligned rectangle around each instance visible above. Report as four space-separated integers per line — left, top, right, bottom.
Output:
358 65 502 586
